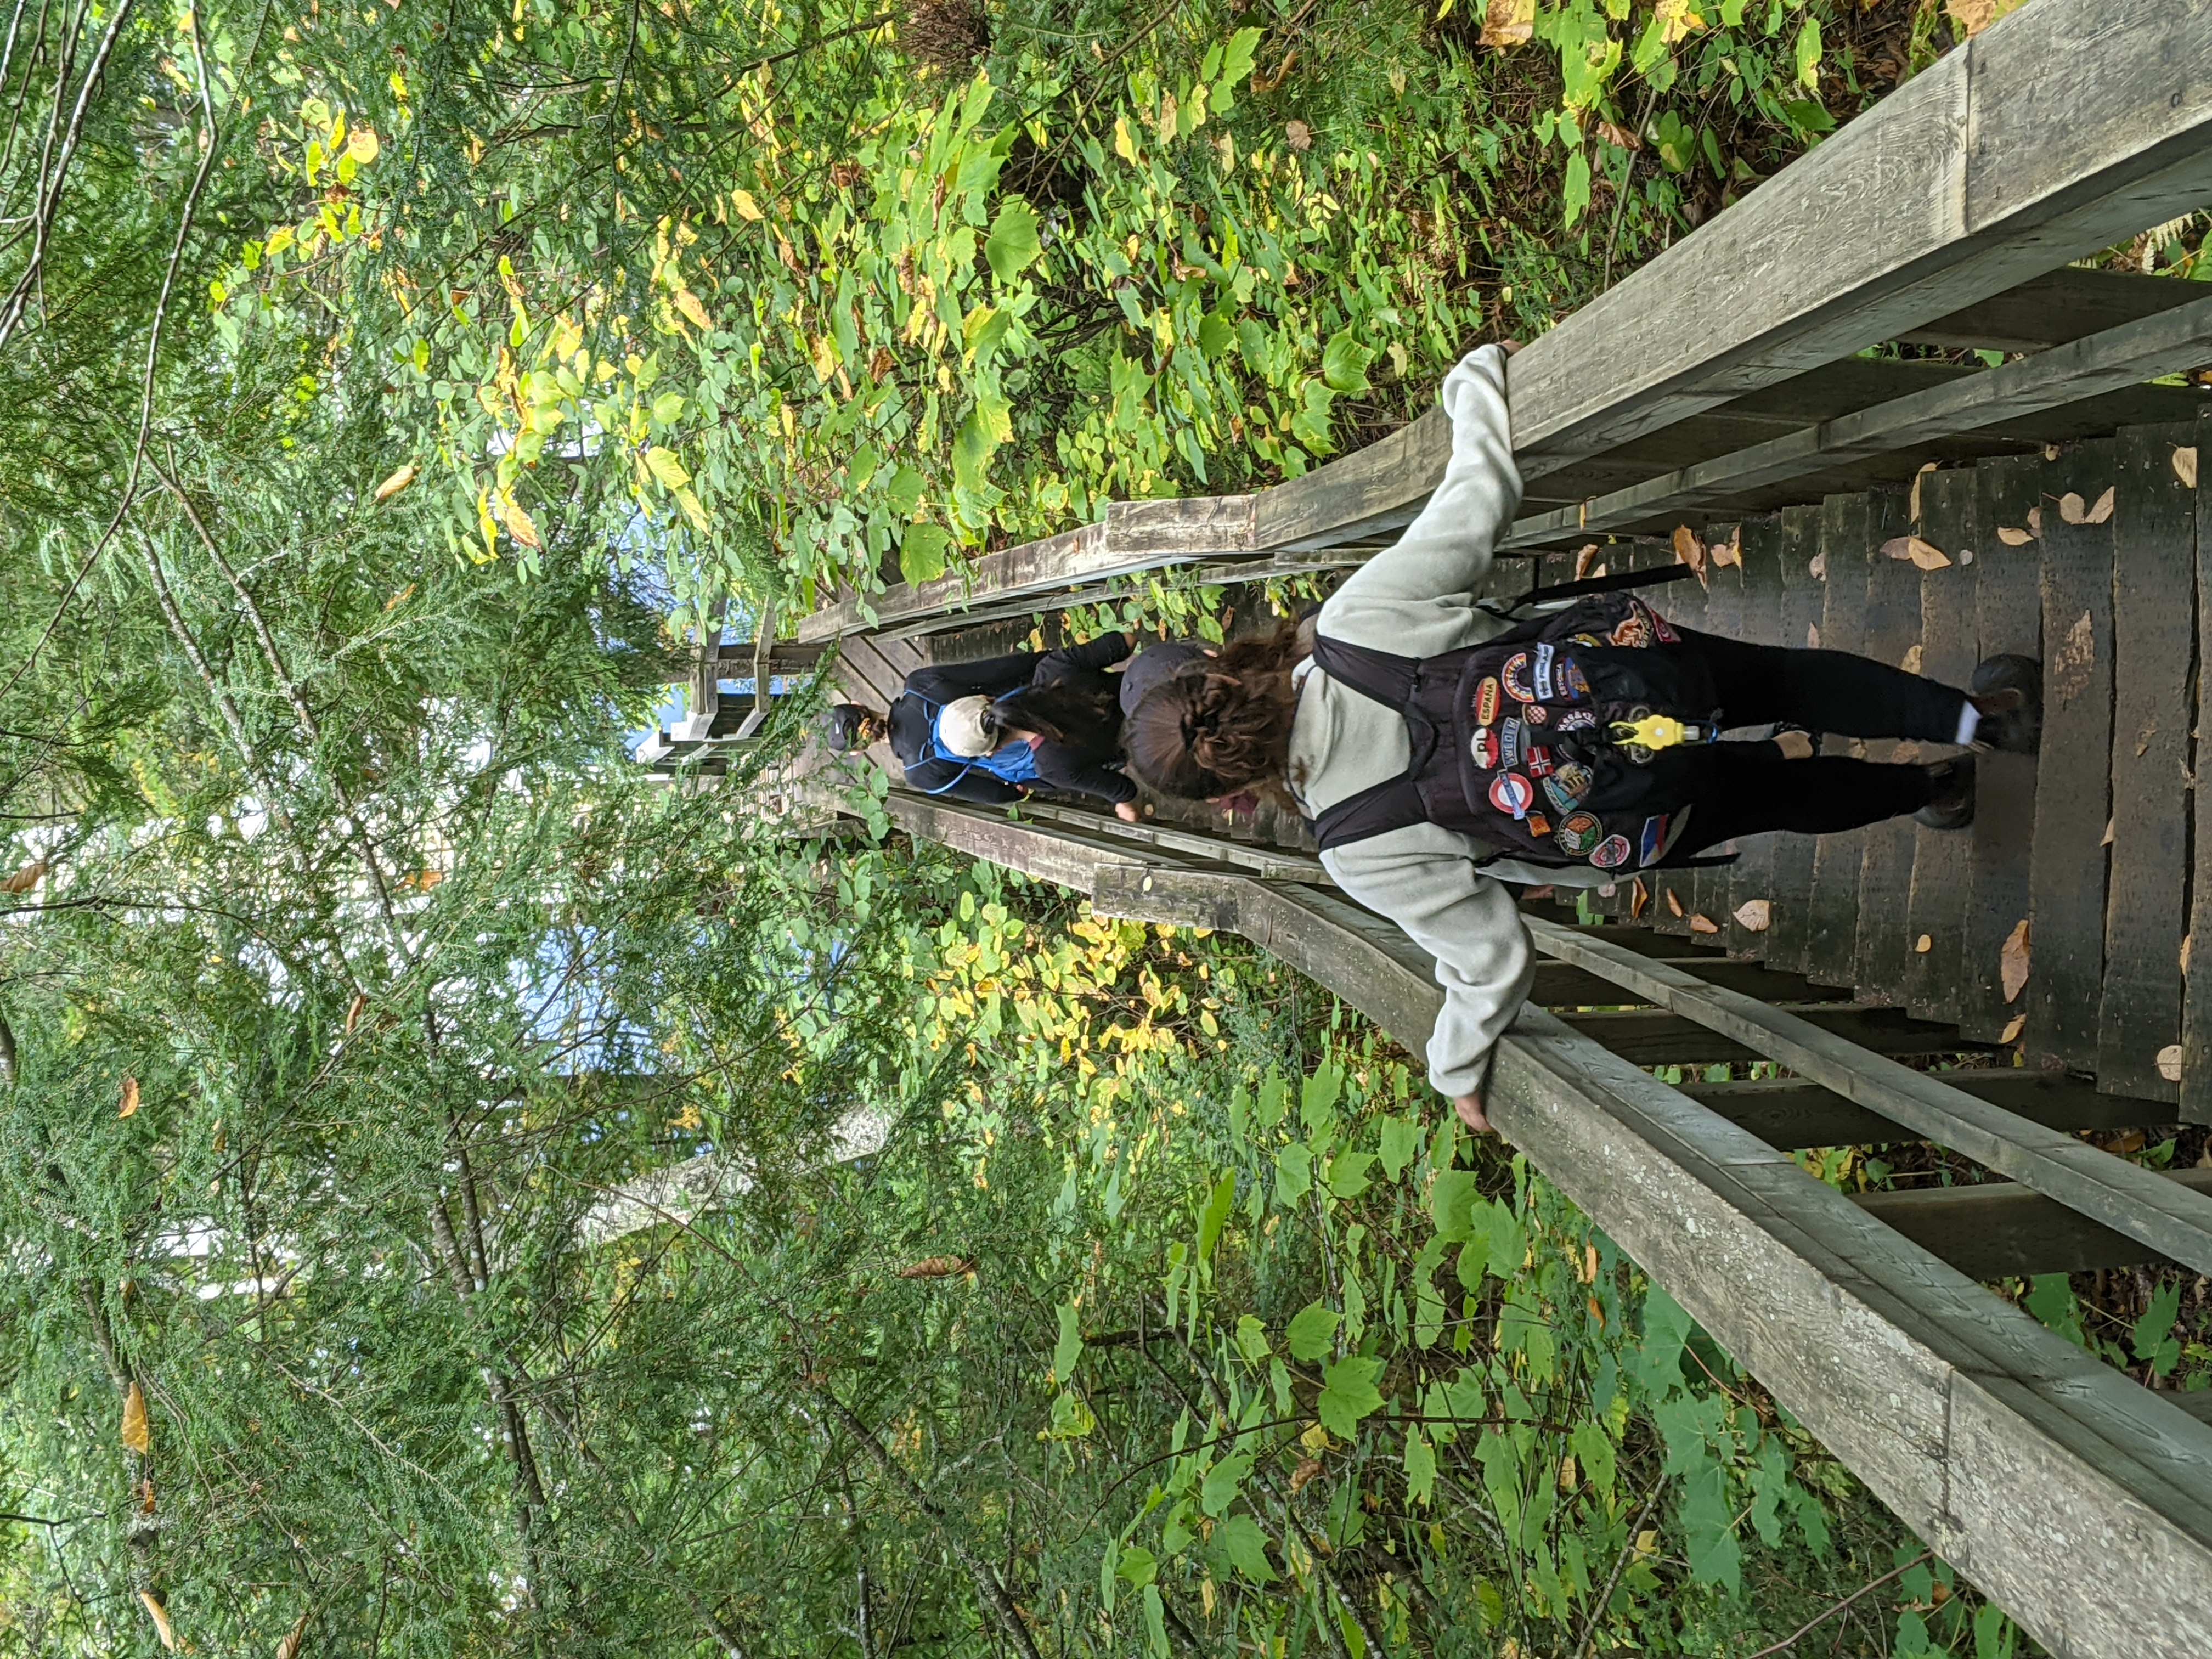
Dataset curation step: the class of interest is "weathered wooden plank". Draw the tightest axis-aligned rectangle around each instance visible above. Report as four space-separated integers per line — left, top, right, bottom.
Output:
1961 455 2045 1043
2098 423 2197 1104
1529 916 2212 1278
1506 0 2212 474
1855 489 1921 1005
1857 1169 2212 1282
2187 410 2212 1126
1903 467 1980 1023
832 636 907 709
1766 505 1826 978
1506 290 2212 546
1900 266 2212 353
1561 1005 1982 1068
2028 439 2118 1074
1251 406 1451 552
1807 494 1871 988
1726 516 1786 960
1679 1069 2165 1151
1533 959 1852 1007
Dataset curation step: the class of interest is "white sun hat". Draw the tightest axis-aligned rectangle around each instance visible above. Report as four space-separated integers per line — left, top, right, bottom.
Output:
935 695 996 758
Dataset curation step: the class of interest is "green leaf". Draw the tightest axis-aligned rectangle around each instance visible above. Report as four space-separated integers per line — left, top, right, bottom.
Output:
651 391 686 425
644 447 690 489
1217 1513 1276 1582
899 522 952 585
1285 1300 1340 1362
1099 1536 1119 1613
1652 110 1695 174
1047 1389 1096 1439
1219 25 1262 86
848 444 882 492
1793 15 1822 89
1053 1301 1085 1382
883 465 926 515
1325 1150 1375 1201
1142 1585 1170 1658
1196 313 1237 360
1197 1172 1236 1262
2024 1273 2087 1348
1403 1430 1436 1505
1562 150 1593 228
1253 1074 1288 1130
2133 1280 2184 1376
1315 1355 1385 1437
1319 330 1374 395
1429 1169 1480 1243
1570 1419 1616 1496
1199 1452 1250 1517
1377 1115 1420 1181
984 198 1042 283
1233 1314 1270 1363
1299 1063 1341 1133
1116 1544 1158 1588
1274 1143 1312 1205
1681 1465 1742 1590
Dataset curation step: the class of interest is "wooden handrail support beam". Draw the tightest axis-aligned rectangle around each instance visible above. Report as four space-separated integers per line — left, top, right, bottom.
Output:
802 0 2212 642
1506 290 2212 546
857 803 2212 1654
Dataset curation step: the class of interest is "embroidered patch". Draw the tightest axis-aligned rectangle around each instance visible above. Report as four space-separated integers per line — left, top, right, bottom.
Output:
1638 813 1672 867
1469 726 1500 770
1559 658 1592 701
1499 651 1535 702
1571 633 1605 648
1534 643 1558 701
1522 701 1550 726
1555 708 1598 732
1552 760 1594 802
1609 612 1652 648
1555 811 1603 856
1488 771 1534 819
1590 834 1633 870
1499 719 1525 769
1474 676 1503 726
1652 611 1679 644
1526 811 1552 838
1524 746 1555 778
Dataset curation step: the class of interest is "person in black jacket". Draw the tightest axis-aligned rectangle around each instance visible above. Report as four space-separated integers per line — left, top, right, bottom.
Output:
821 633 1139 809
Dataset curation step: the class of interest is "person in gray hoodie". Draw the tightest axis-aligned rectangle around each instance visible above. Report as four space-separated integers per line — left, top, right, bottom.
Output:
1124 345 2038 1135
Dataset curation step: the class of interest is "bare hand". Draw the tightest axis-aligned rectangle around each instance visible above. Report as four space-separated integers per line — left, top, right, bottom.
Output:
1114 800 1141 822
1774 729 1815 760
1453 1092 1492 1135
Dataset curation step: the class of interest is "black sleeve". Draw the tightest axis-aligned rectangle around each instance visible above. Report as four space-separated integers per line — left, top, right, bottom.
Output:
1038 632 1133 680
1035 747 1137 805
902 757 1024 806
905 652 1043 702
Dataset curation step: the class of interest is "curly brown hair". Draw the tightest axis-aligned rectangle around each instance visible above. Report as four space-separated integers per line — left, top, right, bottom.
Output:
1122 619 1313 800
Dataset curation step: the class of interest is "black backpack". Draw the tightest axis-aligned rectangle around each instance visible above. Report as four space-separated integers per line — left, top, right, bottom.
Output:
1307 592 1720 872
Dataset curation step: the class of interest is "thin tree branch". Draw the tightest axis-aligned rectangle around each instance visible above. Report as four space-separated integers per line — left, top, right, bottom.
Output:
1745 1550 1935 1658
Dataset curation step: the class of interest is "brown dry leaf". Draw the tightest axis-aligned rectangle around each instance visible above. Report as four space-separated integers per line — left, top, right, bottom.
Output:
2158 1043 2186 1084
1289 1457 1324 1494
121 1381 151 1454
1479 0 1535 47
1808 552 1826 580
1709 527 1743 569
499 496 541 550
1284 119 1313 151
1881 534 1952 571
1734 899 1771 933
1672 524 1708 587
1909 460 1939 523
120 1076 140 1119
1665 889 1685 918
1572 543 1599 580
2000 918 2030 1003
1944 0 2026 41
896 1255 977 1279
276 1610 311 1659
2026 505 2043 538
2100 818 2115 848
2050 611 2095 703
1 857 44 894
1594 119 1641 151
1805 622 1821 650
2184 932 2194 975
1775 730 1815 759
1892 741 1922 764
2042 444 2061 462
1901 644 1924 675
2085 485 2115 524
2000 1013 2026 1044
1688 913 1719 935
2175 447 2200 490
2058 491 2088 524
372 462 419 503
1630 878 1650 920
344 992 369 1036
1996 524 2034 546
139 1590 177 1651
1914 934 1933 954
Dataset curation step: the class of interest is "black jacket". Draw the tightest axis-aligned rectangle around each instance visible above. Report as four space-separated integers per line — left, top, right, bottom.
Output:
889 634 1134 804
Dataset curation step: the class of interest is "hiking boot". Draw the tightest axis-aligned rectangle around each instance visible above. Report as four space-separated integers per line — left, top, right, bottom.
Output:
1914 754 1977 831
1968 654 2042 754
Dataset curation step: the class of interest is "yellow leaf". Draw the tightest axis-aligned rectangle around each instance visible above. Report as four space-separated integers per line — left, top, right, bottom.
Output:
121 1381 151 1453
1655 0 1703 43
2000 919 2030 1004
2000 1012 2025 1044
1880 534 1951 571
645 447 690 490
345 126 380 165
1113 117 1137 163
120 1076 140 1119
2175 447 2199 490
1909 460 1938 523
1996 524 2034 546
499 495 541 550
1944 0 2026 38
2158 1043 2185 1084
1478 0 1533 46
1299 1421 1332 1453
139 1590 177 1651
1901 643 1923 674
372 462 418 503
810 333 838 382
673 289 713 332
1914 934 1933 953
1734 899 1770 933
895 1255 976 1279
729 188 764 221
383 583 415 612
673 486 710 533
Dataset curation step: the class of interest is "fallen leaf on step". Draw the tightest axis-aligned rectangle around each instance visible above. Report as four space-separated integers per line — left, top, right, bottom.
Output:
1881 535 1952 571
2050 611 2095 702
1573 543 1599 579
1808 553 1826 580
2183 932 2193 975
2000 919 2030 1003
2043 444 2061 462
1910 460 1938 522
2086 485 2115 523
1901 644 1923 674
1734 899 1771 932
1915 934 1933 953
2158 1043 2185 1084
1673 524 1708 586
2058 491 2091 524
1709 527 1742 569
1892 741 1922 764
1630 878 1650 919
2100 817 2115 847
1689 913 1719 935
1806 622 1821 649
2175 447 2200 490
2026 505 2043 538
1996 525 2034 546
2001 1013 2026 1044
1666 888 1684 918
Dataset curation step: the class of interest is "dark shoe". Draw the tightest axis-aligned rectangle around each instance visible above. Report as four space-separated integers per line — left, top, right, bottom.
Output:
1914 755 1977 830
1968 654 2041 754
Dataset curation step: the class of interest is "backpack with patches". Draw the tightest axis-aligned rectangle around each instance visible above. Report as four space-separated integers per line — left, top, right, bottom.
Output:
1307 592 1719 872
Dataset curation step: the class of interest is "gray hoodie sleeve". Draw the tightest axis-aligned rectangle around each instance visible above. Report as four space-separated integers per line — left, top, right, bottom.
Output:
1308 345 1537 1099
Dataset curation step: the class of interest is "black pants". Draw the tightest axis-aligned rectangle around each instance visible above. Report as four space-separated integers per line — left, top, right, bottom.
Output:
1589 628 1970 862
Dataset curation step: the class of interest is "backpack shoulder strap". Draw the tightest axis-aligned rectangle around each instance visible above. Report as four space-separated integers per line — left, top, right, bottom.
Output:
1308 634 1423 710
1311 777 1432 851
